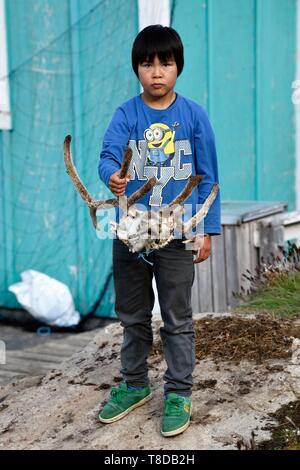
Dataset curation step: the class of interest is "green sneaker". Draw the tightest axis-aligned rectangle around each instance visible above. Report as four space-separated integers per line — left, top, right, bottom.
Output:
161 393 192 437
99 382 152 424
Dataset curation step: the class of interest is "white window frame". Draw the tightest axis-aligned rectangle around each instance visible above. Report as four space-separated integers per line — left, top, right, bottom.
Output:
138 0 170 32
0 0 12 130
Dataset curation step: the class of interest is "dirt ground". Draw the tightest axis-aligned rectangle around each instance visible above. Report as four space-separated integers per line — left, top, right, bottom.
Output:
152 313 300 364
0 312 300 450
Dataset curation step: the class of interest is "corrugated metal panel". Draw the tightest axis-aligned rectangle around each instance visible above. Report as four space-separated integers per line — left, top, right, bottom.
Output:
221 200 288 224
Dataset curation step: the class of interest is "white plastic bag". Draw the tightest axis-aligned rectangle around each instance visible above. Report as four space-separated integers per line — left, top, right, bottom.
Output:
8 270 80 327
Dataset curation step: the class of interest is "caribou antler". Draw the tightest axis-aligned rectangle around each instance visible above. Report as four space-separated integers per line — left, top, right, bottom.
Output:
146 176 218 245
183 183 219 234
63 135 157 227
181 183 219 243
166 175 204 209
64 135 219 252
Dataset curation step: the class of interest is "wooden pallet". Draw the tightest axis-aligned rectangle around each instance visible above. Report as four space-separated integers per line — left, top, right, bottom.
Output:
0 330 98 386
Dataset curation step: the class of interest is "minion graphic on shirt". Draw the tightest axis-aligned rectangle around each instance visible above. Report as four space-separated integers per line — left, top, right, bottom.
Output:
144 122 179 166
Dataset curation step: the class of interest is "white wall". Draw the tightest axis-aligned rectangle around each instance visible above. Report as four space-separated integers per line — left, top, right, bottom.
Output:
0 0 12 130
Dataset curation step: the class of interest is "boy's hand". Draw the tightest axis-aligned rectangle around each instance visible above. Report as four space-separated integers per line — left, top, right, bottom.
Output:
109 170 131 197
192 235 211 264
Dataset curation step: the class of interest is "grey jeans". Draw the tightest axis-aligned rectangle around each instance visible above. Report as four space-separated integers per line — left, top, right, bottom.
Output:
112 237 195 397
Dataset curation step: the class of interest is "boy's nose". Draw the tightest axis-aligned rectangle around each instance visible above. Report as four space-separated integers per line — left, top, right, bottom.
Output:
153 66 163 77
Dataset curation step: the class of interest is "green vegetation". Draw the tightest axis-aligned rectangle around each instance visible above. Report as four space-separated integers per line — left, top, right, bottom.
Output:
234 242 300 318
235 270 300 317
257 401 300 450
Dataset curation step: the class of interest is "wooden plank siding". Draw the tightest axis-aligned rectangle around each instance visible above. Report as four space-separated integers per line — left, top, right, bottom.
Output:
173 0 296 204
0 329 98 385
0 0 297 318
190 213 298 313
0 0 138 317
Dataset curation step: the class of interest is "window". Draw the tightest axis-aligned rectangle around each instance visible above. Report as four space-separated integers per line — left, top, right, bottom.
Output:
138 0 170 32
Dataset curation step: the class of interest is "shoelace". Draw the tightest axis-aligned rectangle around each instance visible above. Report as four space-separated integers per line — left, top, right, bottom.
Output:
164 397 185 417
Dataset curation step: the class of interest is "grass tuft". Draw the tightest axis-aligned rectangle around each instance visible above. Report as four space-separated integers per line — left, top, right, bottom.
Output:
233 242 300 317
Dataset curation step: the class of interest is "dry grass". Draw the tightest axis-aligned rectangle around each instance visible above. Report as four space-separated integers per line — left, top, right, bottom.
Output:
151 313 300 364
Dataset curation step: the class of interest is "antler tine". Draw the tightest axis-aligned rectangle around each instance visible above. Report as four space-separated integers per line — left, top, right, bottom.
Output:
64 135 118 210
92 146 134 211
127 176 157 207
64 136 156 228
64 135 121 228
64 135 98 208
183 183 219 235
159 175 204 216
91 176 157 227
119 147 133 179
170 175 204 208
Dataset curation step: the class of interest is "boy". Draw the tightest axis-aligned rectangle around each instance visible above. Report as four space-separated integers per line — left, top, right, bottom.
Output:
98 25 221 437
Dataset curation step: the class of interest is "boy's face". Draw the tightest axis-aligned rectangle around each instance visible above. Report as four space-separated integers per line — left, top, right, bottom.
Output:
138 54 178 101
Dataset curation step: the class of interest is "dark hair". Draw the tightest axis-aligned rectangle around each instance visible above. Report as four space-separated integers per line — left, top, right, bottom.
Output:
131 25 184 78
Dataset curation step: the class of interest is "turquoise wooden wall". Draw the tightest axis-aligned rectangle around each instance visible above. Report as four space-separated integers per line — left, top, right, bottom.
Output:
173 0 296 205
0 0 297 316
0 0 139 316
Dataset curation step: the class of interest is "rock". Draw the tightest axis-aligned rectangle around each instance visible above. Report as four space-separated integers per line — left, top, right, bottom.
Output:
265 363 285 372
0 314 299 450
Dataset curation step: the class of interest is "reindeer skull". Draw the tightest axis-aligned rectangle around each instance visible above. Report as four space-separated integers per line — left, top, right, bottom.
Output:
110 204 185 253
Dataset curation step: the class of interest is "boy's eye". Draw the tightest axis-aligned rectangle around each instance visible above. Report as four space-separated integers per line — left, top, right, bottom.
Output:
140 61 175 68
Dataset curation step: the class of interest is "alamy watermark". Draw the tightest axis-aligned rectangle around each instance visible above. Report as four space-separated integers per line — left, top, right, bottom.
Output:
94 200 205 248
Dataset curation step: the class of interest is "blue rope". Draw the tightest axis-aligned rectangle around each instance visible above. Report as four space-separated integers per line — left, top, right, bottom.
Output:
137 249 155 266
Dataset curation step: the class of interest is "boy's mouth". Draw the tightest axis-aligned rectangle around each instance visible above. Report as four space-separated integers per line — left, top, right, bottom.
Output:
151 83 164 89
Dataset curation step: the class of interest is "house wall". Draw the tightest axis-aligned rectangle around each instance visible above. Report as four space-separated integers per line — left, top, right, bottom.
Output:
0 0 297 316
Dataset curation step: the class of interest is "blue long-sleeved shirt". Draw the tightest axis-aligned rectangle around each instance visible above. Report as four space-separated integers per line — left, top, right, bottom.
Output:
98 93 221 235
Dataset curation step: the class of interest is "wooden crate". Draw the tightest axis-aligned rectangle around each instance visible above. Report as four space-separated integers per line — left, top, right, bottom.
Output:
191 200 300 313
